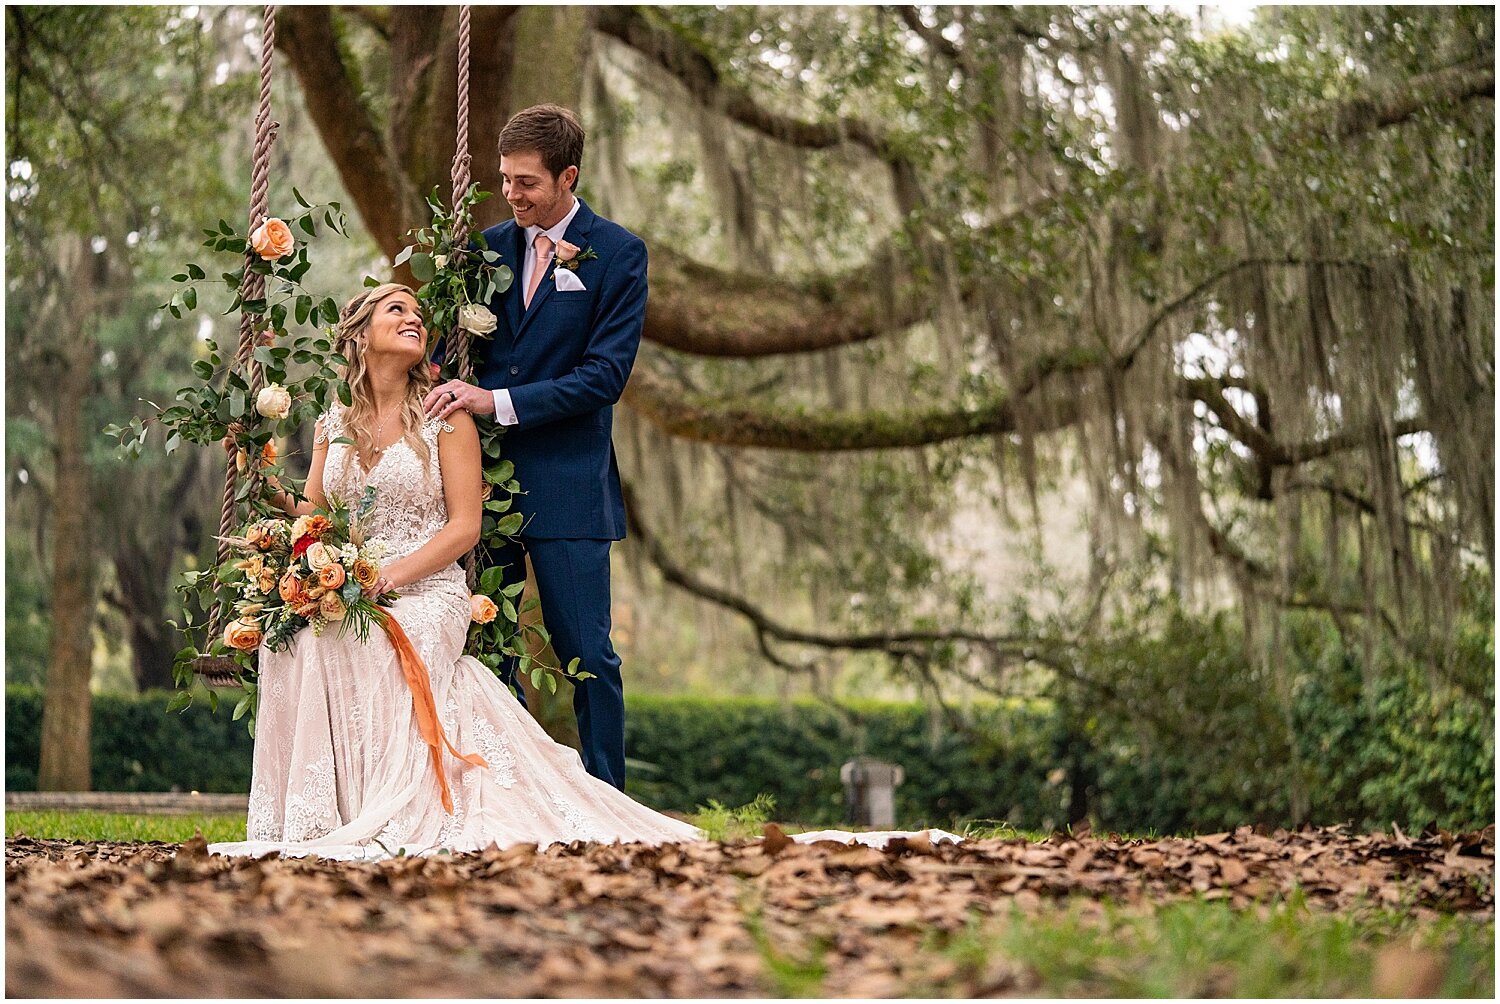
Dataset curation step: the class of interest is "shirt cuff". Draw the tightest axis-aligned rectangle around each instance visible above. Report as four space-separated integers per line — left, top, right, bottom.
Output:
493 388 519 427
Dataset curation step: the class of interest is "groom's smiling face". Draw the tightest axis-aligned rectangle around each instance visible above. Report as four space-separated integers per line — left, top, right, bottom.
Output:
501 151 577 231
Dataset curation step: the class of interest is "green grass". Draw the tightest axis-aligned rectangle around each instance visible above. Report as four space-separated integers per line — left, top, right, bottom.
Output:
6 810 246 843
909 896 1495 997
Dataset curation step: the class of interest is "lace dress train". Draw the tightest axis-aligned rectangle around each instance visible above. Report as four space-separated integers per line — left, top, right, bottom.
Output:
209 408 700 860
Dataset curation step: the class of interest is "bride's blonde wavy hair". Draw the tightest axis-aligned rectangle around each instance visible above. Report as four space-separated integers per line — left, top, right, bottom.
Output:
333 283 438 473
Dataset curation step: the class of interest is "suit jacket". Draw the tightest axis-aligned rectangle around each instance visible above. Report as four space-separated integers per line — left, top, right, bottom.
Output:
471 199 646 540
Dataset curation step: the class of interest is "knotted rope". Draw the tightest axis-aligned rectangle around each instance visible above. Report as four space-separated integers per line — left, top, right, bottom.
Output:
448 4 477 387
201 5 277 684
445 5 484 591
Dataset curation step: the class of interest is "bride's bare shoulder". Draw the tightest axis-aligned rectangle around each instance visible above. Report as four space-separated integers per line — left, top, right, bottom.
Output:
434 408 479 442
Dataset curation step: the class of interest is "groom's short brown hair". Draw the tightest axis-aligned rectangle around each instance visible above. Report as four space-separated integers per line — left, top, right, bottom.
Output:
499 104 584 191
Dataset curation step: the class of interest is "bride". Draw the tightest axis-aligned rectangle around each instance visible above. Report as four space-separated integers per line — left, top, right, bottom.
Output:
210 283 702 859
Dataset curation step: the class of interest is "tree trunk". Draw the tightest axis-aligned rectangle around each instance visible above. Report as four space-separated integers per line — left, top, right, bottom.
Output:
38 237 98 791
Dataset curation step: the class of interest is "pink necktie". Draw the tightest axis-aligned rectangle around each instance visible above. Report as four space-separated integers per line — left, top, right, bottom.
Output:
525 234 554 309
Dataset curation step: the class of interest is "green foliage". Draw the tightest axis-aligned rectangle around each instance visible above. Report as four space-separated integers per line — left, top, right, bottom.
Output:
6 685 254 794
691 793 777 841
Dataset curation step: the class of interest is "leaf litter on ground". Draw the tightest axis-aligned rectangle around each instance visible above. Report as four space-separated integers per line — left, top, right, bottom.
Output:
5 821 1492 997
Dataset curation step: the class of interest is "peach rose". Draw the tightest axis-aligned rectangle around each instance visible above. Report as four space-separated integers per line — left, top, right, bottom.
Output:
244 525 265 549
320 592 346 620
223 617 262 652
260 440 278 468
352 559 379 590
470 594 499 624
305 541 334 571
257 570 279 595
318 563 346 590
555 239 581 262
250 217 294 261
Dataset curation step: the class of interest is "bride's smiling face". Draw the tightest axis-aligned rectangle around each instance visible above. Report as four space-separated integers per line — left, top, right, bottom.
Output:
364 291 427 366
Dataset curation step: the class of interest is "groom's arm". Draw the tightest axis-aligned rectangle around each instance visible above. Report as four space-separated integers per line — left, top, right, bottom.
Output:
506 237 647 430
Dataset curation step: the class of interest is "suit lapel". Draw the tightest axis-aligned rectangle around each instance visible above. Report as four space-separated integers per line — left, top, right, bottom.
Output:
515 199 597 342
503 222 526 336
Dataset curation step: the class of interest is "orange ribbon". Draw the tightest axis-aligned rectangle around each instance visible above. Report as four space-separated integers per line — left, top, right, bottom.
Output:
380 612 488 814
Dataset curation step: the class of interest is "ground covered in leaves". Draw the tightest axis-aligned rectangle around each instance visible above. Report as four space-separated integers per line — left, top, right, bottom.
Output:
7 823 1494 997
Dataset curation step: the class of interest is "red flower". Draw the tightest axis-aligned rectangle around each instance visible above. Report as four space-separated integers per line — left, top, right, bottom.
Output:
292 534 314 558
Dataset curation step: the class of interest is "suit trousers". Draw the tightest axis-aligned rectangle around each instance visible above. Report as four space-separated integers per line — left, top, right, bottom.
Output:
486 536 626 790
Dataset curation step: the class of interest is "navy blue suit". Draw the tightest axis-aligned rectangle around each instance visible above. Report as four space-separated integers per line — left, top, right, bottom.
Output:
472 199 645 790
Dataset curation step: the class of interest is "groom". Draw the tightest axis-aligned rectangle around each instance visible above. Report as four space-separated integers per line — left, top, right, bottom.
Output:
424 104 645 790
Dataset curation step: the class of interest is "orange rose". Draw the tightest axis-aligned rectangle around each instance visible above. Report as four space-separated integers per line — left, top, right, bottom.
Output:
320 592 346 620
260 440 278 468
257 570 278 595
470 594 498 624
250 217 294 261
318 563 346 590
223 617 262 652
279 569 308 604
352 559 379 590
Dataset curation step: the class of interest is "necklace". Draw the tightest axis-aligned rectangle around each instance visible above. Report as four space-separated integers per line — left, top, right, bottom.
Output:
370 405 400 457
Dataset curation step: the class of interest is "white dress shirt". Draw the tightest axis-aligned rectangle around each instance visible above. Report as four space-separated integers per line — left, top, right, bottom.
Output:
492 198 582 426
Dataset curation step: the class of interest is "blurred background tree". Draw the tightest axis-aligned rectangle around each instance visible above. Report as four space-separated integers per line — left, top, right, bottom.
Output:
6 5 1492 825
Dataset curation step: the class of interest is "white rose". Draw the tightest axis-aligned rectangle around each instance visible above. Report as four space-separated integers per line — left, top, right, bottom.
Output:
434 254 448 271
255 384 292 421
458 304 497 336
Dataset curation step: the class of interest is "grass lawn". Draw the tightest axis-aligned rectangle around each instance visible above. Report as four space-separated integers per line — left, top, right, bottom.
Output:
7 810 247 843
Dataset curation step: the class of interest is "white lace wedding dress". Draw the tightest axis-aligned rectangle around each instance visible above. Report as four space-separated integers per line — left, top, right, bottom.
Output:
209 407 702 860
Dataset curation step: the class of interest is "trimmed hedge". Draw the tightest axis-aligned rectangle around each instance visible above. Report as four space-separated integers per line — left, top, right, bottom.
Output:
5 686 1072 827
8 674 1492 832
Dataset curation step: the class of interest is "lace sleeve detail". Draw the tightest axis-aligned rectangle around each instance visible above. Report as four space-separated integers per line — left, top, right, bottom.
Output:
422 415 455 444
318 406 345 445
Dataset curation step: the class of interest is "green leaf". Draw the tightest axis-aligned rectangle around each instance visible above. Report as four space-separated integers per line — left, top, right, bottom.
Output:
496 512 523 536
394 245 414 267
299 215 316 237
232 694 252 721
320 298 340 325
166 691 193 714
479 566 504 594
293 186 310 208
544 673 557 695
337 382 353 407
409 253 436 282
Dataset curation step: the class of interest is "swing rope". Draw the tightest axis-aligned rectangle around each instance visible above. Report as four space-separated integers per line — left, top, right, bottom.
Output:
197 4 278 686
445 5 484 592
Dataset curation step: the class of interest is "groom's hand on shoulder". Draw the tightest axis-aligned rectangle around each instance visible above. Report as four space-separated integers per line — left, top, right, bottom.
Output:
424 380 496 422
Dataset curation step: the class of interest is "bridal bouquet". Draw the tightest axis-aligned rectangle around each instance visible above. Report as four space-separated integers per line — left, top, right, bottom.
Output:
214 488 398 656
